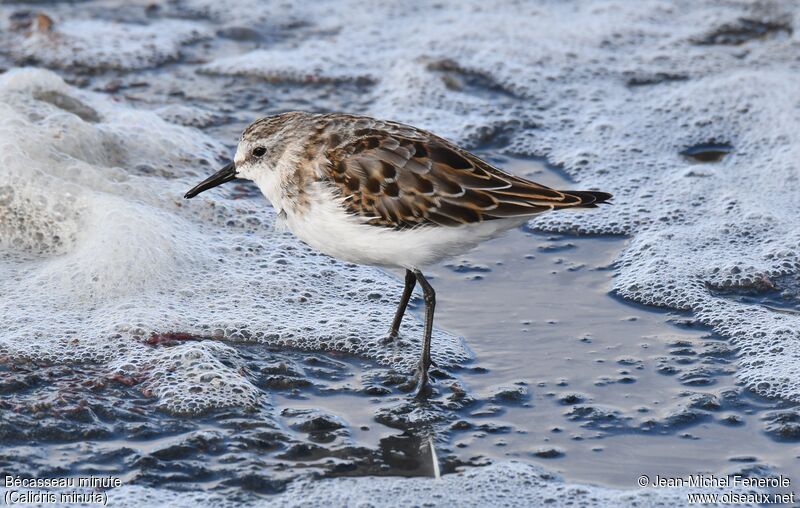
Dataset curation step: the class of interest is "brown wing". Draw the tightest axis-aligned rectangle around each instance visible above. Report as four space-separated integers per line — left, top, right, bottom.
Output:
318 117 611 228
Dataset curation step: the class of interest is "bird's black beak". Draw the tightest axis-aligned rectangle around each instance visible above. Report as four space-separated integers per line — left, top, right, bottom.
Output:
184 161 237 199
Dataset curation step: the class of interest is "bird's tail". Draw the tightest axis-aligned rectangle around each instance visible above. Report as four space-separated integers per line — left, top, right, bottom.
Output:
555 190 613 208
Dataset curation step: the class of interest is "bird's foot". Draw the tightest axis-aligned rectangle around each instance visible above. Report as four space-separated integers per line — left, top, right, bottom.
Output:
383 330 400 344
414 368 432 399
412 358 434 399
414 380 432 399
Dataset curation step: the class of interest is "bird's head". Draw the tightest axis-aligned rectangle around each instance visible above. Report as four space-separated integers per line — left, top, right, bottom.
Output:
184 112 307 199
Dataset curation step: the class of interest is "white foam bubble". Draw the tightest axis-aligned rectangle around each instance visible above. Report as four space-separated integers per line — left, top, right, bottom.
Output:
201 0 800 403
0 68 469 415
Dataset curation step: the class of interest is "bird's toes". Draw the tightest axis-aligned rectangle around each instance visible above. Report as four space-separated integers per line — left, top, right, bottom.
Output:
382 331 401 344
414 382 433 400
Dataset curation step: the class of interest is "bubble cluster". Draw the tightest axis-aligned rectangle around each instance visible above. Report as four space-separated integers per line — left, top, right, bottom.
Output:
3 461 757 507
244 462 758 508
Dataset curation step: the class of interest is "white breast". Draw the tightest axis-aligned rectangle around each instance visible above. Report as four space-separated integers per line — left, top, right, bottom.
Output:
281 183 524 269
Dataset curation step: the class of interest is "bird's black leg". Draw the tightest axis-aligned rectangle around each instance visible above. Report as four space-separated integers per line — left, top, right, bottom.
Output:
389 269 417 338
413 269 435 398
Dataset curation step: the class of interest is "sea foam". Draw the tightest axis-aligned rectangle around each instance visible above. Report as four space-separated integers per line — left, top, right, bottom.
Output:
2 15 208 70
0 68 469 416
40 462 761 507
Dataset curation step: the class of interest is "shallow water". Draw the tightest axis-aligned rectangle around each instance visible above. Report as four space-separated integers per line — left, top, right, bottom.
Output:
1 0 799 506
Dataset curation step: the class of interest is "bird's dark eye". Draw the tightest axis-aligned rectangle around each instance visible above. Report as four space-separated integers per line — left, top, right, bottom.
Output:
252 146 267 157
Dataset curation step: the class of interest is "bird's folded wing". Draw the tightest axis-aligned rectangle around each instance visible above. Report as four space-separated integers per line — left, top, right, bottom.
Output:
320 122 594 228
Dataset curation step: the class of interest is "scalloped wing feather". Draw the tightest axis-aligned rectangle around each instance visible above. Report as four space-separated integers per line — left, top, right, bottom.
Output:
316 116 611 228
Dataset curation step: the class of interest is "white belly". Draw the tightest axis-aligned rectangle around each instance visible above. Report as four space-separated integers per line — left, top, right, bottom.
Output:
283 189 524 269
